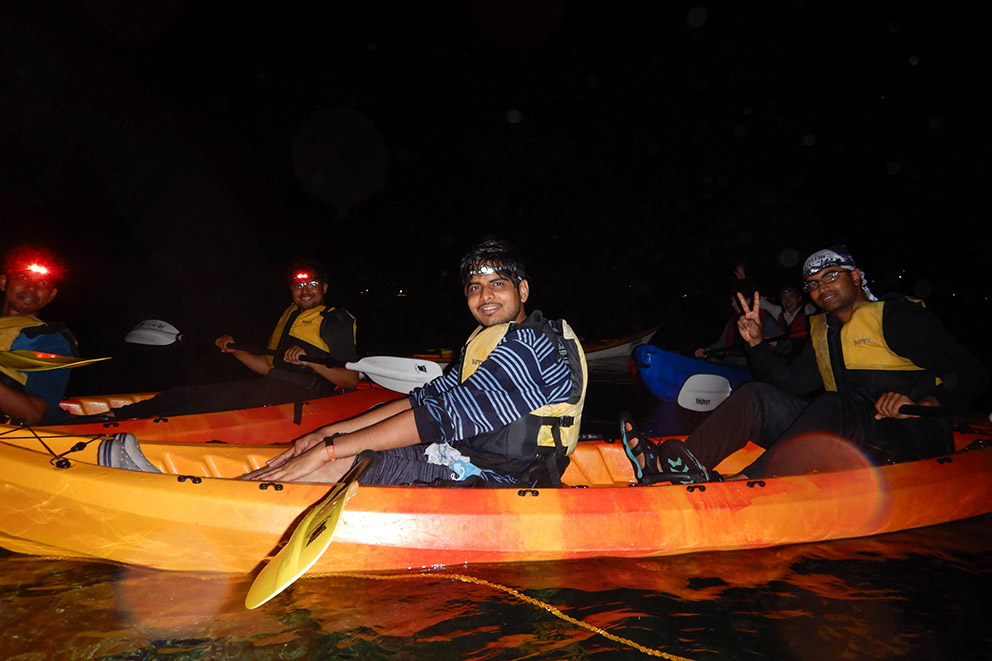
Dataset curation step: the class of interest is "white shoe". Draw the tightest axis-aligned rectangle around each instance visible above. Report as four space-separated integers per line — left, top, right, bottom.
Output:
97 433 162 473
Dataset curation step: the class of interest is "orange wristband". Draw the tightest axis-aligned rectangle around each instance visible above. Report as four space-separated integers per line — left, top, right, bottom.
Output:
324 436 336 462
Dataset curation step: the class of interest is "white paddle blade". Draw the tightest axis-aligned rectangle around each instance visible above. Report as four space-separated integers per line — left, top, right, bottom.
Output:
346 356 443 393
124 320 183 346
677 374 733 412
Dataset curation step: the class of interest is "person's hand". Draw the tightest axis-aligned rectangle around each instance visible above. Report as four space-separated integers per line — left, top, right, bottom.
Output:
874 392 938 420
265 429 331 468
734 265 746 280
694 348 707 358
244 442 330 482
282 345 308 366
215 335 237 353
735 291 763 347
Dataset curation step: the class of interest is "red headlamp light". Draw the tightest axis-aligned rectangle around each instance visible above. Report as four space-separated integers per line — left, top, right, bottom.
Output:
290 271 322 290
12 261 58 284
2 246 63 284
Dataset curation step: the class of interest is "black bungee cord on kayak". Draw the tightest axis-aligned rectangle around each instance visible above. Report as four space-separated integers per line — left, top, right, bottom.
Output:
0 424 109 469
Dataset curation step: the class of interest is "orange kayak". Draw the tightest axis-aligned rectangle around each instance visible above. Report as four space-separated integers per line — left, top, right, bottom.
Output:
50 383 404 444
1 420 989 575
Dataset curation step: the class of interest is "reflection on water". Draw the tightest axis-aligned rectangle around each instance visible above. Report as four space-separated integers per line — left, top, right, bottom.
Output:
2 358 990 659
2 517 989 659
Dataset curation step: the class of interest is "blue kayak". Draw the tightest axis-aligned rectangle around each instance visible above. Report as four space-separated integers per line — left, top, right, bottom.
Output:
632 344 752 402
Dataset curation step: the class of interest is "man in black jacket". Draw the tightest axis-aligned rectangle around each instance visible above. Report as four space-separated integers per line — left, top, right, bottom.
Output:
93 259 358 419
624 246 989 482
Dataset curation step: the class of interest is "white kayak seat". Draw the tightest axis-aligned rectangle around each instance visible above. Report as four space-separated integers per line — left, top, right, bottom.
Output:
677 374 733 412
97 433 162 473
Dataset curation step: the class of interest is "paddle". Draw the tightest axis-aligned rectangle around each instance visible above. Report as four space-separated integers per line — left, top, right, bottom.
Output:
0 349 111 371
124 320 442 393
675 375 991 421
898 405 992 422
245 450 377 609
677 374 733 412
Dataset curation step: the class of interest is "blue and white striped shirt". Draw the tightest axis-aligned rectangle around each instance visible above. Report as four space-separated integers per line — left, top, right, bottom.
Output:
410 321 573 445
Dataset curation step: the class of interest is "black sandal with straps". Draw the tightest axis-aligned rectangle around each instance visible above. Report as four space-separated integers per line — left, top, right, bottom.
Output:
619 412 664 484
619 412 721 486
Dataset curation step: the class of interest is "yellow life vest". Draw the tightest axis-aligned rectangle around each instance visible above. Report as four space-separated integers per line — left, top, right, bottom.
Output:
0 315 46 386
458 312 588 459
266 304 352 367
810 300 925 392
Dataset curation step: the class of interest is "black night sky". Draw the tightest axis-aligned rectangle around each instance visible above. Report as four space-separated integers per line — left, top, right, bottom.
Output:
2 1 989 398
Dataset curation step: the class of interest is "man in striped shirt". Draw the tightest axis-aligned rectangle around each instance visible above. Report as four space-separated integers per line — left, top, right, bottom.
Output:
247 240 586 486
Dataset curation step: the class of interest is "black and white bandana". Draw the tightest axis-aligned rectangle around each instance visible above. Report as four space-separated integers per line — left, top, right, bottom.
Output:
802 246 877 301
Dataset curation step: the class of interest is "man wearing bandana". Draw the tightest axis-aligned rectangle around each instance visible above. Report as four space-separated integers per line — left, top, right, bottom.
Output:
622 245 989 483
247 240 587 487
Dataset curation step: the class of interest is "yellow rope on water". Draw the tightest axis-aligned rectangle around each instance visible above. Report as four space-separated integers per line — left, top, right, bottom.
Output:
334 571 694 660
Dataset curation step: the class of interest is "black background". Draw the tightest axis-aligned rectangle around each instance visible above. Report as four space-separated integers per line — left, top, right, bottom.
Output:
2 1 988 402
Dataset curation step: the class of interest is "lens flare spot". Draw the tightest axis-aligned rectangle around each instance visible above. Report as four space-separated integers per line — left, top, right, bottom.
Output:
760 432 890 528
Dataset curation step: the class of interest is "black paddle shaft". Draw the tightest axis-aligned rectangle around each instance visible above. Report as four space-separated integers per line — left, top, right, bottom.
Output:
227 343 345 369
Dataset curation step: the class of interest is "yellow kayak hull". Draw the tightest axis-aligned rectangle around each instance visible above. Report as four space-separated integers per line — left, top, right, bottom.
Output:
1 423 990 575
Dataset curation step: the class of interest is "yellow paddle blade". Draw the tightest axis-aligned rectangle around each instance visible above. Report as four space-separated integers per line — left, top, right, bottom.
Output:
0 350 112 371
245 452 375 610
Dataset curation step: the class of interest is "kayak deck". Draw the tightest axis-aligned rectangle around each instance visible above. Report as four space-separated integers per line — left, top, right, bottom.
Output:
60 392 156 416
49 383 404 444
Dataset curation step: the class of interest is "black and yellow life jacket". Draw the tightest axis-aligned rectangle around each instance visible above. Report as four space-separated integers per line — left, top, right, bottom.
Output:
0 315 47 386
454 310 587 482
266 304 355 371
809 298 936 402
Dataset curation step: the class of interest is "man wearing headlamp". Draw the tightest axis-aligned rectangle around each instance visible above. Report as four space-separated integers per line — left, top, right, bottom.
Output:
213 259 359 393
102 258 358 419
248 239 587 487
0 245 78 425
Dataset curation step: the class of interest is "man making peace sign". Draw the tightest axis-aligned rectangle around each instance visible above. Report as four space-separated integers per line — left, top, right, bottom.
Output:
622 245 989 483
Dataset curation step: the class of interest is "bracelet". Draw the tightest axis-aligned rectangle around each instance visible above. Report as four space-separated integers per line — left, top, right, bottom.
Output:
324 435 336 462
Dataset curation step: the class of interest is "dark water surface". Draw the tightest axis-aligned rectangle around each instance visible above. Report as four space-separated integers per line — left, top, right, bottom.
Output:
2 358 990 660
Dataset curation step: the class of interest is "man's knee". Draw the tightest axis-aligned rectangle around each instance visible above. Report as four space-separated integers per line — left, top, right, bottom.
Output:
727 381 793 415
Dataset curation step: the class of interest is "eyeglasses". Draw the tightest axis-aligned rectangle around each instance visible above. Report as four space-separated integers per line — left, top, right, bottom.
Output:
291 280 322 291
802 269 845 293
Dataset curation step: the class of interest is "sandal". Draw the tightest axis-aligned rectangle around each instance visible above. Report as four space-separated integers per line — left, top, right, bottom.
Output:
619 412 663 483
650 438 721 485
